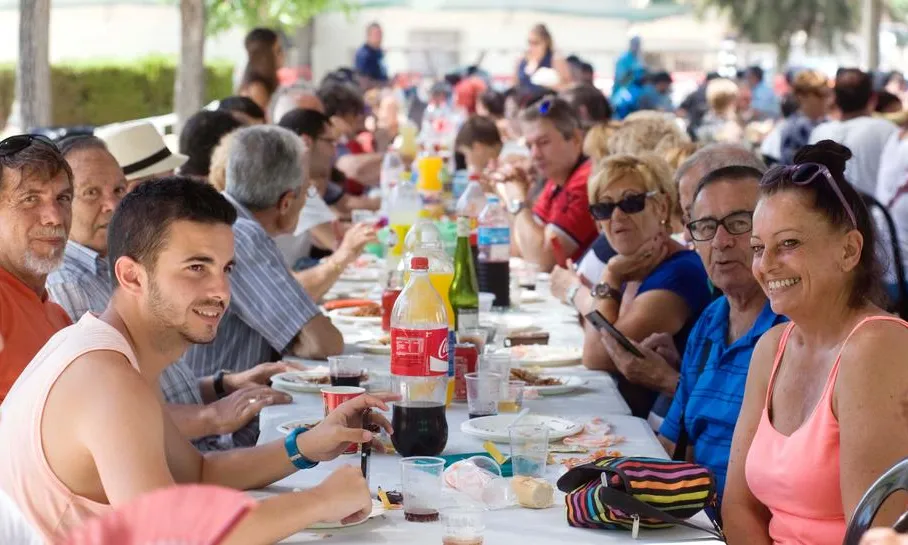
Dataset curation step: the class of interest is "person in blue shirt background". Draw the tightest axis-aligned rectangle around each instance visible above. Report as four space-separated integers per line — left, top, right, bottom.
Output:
354 22 388 88
612 67 648 120
745 65 780 120
613 36 645 95
600 165 786 502
638 71 675 113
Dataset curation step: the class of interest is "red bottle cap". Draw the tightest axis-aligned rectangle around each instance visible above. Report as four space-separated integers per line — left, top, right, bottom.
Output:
410 256 429 270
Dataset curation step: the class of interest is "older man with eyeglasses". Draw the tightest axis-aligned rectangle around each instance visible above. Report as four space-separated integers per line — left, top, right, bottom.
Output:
0 135 73 401
598 165 787 505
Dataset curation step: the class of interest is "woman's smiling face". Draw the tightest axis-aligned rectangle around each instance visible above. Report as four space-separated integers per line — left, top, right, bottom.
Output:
750 189 862 317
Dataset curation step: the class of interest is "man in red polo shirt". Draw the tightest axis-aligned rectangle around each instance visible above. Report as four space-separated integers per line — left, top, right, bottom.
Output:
0 135 73 400
498 97 597 271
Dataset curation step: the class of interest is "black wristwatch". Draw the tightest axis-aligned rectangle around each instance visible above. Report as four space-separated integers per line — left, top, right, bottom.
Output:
591 283 623 303
213 369 230 399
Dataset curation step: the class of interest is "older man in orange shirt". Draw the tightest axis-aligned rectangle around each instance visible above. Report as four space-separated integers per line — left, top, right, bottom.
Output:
0 135 73 401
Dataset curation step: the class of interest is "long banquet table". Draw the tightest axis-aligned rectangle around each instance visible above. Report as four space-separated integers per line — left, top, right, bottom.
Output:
256 275 723 544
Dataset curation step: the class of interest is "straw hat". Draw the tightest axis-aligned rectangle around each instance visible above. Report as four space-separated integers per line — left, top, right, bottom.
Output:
95 122 188 181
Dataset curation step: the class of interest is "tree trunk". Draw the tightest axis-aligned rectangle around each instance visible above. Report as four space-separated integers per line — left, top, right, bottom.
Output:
175 0 206 134
862 0 882 71
16 0 51 131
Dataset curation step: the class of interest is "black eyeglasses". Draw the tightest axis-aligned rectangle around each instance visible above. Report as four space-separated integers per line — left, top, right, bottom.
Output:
0 134 57 159
761 162 857 229
589 191 657 221
687 210 754 242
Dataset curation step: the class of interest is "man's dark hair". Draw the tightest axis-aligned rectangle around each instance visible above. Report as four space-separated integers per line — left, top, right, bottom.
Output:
746 66 764 82
278 108 331 139
321 69 357 89
566 54 582 67
318 82 366 118
834 68 874 115
650 71 673 86
178 110 243 177
781 93 800 118
560 84 612 127
455 116 502 150
876 90 902 113
217 96 266 122
244 28 279 50
57 135 108 158
520 96 582 140
107 176 237 287
580 62 594 78
0 136 72 190
692 165 764 203
479 90 506 118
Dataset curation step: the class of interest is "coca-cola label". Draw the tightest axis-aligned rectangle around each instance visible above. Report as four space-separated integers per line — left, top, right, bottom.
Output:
391 327 449 376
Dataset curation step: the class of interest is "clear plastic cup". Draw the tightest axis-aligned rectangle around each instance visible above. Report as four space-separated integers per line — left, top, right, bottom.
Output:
509 424 550 478
328 355 365 387
478 292 495 313
498 380 526 413
443 456 515 510
516 262 539 291
442 507 485 545
401 456 446 522
465 372 500 419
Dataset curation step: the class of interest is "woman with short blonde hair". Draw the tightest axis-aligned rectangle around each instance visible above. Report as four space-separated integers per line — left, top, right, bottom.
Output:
698 78 744 144
553 153 712 418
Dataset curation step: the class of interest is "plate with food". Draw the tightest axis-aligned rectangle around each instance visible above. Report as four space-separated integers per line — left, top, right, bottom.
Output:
271 369 373 393
338 268 382 283
510 368 586 395
508 345 582 367
460 414 583 443
276 418 322 435
355 333 391 355
328 304 383 325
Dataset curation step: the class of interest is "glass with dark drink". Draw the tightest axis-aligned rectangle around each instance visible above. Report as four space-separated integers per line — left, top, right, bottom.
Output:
400 457 445 523
329 355 365 388
465 372 500 419
391 402 448 457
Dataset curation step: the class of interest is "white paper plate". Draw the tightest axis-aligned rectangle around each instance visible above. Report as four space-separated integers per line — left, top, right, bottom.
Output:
249 489 385 531
328 307 383 325
460 414 583 443
530 375 587 395
509 345 582 367
520 290 545 304
338 269 382 283
356 341 391 355
271 370 377 393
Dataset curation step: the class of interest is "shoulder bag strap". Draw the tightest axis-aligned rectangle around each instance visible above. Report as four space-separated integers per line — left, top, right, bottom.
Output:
596 476 725 541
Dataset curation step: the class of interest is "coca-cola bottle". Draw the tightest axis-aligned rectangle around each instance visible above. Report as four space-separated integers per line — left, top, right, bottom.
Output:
389 256 450 457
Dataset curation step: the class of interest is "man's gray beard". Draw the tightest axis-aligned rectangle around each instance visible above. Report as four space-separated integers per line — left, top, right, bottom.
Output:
23 249 64 276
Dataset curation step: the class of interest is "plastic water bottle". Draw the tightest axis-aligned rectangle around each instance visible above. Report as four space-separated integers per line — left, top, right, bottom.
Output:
390 256 450 457
477 196 510 307
455 174 487 272
380 151 404 218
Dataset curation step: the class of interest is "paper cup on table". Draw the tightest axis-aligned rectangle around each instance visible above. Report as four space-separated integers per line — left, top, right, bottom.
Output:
321 386 366 454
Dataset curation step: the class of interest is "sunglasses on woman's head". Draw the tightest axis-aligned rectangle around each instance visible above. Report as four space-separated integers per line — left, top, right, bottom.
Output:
760 162 857 229
589 191 658 221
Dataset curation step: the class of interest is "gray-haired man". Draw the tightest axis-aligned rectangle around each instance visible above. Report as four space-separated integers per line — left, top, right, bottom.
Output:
182 125 343 383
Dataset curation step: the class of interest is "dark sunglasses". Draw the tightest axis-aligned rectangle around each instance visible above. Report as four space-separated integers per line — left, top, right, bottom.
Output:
761 162 857 229
0 134 57 159
687 210 754 242
589 191 658 221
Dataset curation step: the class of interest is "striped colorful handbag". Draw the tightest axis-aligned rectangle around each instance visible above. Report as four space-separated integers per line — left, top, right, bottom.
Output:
556 456 725 540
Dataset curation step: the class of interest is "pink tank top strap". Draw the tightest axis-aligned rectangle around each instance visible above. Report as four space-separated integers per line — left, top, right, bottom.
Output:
765 322 797 405
827 315 908 387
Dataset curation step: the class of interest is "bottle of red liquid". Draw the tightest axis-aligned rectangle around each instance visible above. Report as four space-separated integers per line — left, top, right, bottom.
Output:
390 256 449 457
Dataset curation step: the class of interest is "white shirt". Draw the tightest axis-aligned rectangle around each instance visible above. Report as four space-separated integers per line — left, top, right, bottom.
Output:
273 192 337 269
809 116 898 195
874 131 908 284
0 489 41 545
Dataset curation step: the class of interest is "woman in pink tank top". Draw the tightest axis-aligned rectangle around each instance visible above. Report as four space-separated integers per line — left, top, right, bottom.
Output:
721 141 908 544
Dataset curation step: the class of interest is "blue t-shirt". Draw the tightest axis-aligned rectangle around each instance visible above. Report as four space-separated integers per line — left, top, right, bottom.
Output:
616 250 713 418
660 297 787 502
354 44 388 82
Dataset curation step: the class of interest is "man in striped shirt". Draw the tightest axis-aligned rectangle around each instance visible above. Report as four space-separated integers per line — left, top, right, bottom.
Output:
181 125 344 380
46 136 297 450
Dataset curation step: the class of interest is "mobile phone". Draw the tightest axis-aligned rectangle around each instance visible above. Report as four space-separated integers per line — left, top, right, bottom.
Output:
551 237 568 268
584 310 645 358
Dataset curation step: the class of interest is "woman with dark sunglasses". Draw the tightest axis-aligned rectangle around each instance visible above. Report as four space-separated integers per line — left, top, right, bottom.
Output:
563 154 712 419
723 141 908 544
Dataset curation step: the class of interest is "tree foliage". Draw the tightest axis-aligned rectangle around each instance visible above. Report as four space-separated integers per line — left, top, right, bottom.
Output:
697 0 858 63
203 0 355 36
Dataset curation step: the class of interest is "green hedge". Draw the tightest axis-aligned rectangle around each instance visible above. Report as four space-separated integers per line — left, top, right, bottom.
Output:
0 56 235 128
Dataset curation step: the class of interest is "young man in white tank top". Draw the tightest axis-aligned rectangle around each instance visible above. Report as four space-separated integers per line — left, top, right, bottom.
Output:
0 177 392 543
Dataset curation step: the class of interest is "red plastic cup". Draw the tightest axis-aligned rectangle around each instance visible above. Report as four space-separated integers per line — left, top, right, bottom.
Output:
382 287 402 332
321 386 366 454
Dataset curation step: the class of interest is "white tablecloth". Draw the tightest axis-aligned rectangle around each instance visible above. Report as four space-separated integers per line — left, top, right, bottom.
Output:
255 279 722 544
